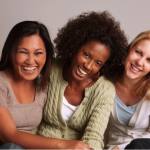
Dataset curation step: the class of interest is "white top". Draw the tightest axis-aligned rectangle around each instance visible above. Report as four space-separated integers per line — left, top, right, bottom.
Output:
61 96 78 121
107 97 150 149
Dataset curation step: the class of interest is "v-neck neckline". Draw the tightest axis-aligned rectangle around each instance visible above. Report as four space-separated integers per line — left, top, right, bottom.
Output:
3 71 37 105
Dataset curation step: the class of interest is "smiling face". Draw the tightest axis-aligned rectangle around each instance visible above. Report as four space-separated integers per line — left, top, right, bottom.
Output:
70 40 110 81
124 39 150 82
13 34 46 81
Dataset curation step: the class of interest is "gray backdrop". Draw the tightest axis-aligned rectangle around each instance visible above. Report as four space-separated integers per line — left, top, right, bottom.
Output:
0 0 150 57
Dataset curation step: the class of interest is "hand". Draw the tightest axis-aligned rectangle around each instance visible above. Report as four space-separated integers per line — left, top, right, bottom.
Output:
112 146 119 150
58 140 90 149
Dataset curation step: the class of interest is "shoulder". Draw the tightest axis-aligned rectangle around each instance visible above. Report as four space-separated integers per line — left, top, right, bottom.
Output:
95 76 115 93
0 71 7 81
49 58 64 82
0 71 9 107
88 76 115 104
51 58 63 71
0 71 9 89
50 58 63 77
35 80 48 106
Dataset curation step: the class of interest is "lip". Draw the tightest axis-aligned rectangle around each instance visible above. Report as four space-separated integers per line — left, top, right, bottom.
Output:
131 64 141 72
76 66 88 78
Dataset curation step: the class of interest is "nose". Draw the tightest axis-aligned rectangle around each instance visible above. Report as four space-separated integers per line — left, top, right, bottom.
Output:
84 60 93 71
136 58 144 66
26 54 35 64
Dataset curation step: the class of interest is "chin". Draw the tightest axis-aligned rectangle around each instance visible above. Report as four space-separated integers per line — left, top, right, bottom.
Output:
127 74 141 80
21 74 38 81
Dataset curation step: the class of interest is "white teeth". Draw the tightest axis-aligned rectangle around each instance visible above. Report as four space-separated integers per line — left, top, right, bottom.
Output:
23 67 36 71
131 65 140 72
78 67 87 75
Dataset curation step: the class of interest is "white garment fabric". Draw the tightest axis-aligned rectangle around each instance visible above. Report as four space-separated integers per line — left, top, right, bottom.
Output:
107 97 150 149
116 94 139 125
61 96 78 121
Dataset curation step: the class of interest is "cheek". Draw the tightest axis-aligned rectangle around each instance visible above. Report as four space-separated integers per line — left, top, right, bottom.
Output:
94 66 101 73
145 65 150 74
124 58 128 68
124 54 132 67
14 54 26 65
37 55 46 66
126 51 136 63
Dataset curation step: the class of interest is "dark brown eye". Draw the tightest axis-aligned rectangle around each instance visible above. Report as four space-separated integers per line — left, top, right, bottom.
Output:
96 62 102 67
84 52 89 58
35 52 43 55
19 51 27 54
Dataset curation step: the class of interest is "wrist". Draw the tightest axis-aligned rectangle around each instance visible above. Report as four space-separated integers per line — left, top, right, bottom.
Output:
55 139 66 149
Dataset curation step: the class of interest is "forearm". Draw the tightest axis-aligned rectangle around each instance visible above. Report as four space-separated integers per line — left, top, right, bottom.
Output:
2 130 63 149
0 108 89 149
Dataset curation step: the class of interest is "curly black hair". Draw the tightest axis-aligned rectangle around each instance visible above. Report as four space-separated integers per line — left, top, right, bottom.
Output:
54 11 128 81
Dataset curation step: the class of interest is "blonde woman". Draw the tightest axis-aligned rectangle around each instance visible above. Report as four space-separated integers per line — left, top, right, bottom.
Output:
107 30 150 149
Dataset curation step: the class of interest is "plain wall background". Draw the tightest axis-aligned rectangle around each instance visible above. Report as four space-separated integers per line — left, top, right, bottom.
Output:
0 0 150 57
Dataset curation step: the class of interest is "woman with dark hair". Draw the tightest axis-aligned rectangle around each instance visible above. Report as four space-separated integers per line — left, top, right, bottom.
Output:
107 30 150 149
37 11 128 149
0 21 89 149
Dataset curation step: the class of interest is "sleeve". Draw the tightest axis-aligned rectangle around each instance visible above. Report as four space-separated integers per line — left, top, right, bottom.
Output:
81 84 115 149
0 80 8 108
39 85 48 107
43 85 48 105
116 127 150 149
109 128 150 150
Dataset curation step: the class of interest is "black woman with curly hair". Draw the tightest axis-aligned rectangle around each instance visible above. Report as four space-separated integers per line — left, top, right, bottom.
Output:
37 11 128 149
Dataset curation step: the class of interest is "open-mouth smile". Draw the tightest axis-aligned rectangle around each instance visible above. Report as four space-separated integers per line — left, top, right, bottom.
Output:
77 66 88 77
131 64 141 72
22 66 37 73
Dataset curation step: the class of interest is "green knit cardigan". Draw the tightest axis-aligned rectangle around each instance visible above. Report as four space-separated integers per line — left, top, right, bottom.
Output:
37 60 115 149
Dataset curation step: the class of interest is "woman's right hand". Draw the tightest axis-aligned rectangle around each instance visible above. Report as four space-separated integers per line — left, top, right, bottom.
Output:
112 146 119 150
58 140 90 149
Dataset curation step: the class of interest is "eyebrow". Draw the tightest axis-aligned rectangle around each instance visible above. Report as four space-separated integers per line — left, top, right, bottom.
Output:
17 47 27 50
17 47 45 51
83 49 104 64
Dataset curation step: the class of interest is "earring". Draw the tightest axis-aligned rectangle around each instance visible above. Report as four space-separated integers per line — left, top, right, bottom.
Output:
70 53 73 57
97 71 100 76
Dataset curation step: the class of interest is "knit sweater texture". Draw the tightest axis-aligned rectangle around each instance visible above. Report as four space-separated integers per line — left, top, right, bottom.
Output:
37 60 115 149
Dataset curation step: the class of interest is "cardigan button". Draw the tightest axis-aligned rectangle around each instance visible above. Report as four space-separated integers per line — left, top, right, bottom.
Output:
62 135 65 138
82 102 85 105
73 116 76 119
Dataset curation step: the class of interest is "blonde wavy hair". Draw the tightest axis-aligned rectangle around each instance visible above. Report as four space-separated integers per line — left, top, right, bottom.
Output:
129 30 150 100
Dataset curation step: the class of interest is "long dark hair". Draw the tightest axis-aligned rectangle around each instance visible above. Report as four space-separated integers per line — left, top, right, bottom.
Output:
0 21 54 90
